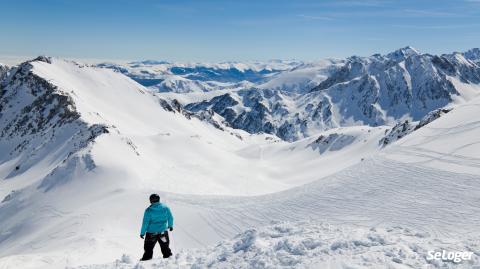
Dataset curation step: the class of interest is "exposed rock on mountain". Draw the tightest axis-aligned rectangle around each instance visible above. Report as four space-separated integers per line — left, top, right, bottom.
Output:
0 63 8 82
182 47 480 141
379 107 452 146
0 57 108 183
463 48 480 64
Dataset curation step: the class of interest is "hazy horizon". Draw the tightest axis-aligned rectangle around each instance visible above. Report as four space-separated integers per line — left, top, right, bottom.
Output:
1 0 479 63
2 45 479 67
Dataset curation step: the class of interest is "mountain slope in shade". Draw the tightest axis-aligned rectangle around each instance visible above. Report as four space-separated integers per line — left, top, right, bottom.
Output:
463 48 480 64
383 83 480 175
0 63 8 82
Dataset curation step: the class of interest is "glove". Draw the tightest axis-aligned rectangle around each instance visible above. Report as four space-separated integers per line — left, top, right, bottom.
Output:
169 227 173 232
140 235 144 239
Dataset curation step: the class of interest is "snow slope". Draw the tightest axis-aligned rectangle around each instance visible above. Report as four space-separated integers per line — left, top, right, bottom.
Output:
1 57 480 269
384 82 480 175
72 94 480 268
0 58 390 268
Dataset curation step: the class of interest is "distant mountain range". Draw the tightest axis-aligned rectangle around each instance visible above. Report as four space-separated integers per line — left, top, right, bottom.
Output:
98 47 480 141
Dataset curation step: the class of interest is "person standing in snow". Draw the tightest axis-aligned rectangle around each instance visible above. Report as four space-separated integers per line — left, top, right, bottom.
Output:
140 194 174 260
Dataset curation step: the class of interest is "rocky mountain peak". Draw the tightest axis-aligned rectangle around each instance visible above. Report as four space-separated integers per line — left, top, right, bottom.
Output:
0 64 9 82
386 46 420 60
182 47 480 141
463 48 480 63
30 56 52 64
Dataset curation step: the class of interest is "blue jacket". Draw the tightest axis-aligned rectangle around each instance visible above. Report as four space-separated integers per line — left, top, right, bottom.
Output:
140 202 173 236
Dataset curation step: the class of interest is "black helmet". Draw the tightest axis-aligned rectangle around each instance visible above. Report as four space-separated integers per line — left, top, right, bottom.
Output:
149 194 160 203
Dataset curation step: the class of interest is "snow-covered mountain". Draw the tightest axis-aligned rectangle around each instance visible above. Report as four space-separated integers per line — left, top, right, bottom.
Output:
1 50 480 269
0 57 387 268
77 89 480 269
256 59 344 93
0 63 8 81
154 75 255 93
0 57 293 198
173 47 480 141
463 48 480 64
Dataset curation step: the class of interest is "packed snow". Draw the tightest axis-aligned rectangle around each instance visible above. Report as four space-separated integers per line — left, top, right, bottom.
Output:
74 222 480 269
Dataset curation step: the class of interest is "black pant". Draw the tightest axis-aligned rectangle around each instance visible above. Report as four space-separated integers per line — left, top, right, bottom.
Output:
141 232 172 260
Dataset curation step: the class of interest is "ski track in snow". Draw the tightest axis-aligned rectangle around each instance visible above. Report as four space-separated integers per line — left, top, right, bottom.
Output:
3 156 479 268
171 157 480 239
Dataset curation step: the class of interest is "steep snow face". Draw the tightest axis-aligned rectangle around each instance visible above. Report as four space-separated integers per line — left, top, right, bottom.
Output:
384 93 480 175
0 57 309 199
0 57 108 194
30 59 200 136
312 47 480 120
181 47 480 141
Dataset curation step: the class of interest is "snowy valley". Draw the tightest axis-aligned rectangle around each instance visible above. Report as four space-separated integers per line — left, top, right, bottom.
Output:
0 47 480 269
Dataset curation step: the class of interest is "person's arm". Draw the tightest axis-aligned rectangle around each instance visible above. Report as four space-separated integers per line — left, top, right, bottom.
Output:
167 207 174 230
140 209 150 237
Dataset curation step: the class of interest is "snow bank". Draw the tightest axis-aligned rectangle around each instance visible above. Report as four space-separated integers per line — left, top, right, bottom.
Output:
75 222 479 269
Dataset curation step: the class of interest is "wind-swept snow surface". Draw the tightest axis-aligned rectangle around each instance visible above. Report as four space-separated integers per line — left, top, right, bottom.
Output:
75 222 480 269
1 56 480 269
384 79 480 175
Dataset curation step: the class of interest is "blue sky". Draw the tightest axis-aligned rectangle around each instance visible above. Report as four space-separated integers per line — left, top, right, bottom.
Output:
1 0 479 62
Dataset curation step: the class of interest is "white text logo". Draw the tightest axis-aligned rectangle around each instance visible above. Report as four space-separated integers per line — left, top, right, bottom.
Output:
426 250 473 263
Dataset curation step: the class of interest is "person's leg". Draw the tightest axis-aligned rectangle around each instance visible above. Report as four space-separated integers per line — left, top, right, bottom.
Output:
158 232 172 258
141 233 157 261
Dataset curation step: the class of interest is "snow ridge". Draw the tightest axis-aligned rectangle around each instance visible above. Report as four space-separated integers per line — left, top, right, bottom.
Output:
0 57 109 191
